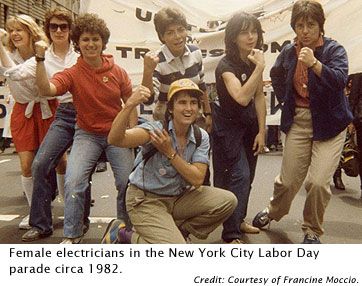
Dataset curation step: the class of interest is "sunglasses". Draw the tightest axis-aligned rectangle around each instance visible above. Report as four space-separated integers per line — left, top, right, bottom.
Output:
49 23 69 32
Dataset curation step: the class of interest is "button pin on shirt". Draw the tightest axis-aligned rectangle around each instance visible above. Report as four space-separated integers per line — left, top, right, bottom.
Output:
159 168 167 176
103 76 109 83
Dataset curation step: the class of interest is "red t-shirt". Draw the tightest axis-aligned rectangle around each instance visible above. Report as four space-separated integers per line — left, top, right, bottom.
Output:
51 55 132 135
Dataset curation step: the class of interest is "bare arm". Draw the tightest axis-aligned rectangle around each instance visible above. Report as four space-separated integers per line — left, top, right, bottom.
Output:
108 85 152 148
253 81 266 155
149 129 207 187
34 41 57 97
223 49 265 106
141 51 159 96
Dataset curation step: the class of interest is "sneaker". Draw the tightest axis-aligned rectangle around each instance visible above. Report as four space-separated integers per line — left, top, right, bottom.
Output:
303 233 321 244
240 221 260 234
19 215 31 230
96 162 107 173
60 237 83 244
118 227 133 244
224 238 245 244
252 208 272 229
101 219 126 244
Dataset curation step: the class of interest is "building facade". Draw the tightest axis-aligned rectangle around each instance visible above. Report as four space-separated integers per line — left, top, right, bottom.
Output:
0 0 80 28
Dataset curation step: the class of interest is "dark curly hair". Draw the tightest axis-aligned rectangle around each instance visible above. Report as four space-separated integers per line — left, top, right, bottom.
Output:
71 13 110 53
44 7 73 43
153 7 187 43
224 12 264 63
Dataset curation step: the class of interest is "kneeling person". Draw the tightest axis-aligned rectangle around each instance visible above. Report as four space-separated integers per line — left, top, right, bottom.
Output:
106 79 237 243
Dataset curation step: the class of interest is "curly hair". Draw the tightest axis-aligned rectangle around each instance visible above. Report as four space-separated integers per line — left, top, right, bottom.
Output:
44 7 73 43
290 0 325 35
5 14 48 53
224 12 263 63
71 13 110 53
153 7 187 43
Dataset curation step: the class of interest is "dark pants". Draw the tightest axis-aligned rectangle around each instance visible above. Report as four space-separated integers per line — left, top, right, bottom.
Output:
212 120 258 242
354 121 362 189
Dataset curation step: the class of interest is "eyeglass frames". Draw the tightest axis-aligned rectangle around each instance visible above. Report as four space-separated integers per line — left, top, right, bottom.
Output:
49 23 69 32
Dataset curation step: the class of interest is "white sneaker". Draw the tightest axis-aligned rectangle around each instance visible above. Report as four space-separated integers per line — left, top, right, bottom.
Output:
60 237 83 244
19 215 31 230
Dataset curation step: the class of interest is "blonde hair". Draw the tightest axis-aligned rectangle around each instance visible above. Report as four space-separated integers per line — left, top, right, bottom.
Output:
5 14 48 53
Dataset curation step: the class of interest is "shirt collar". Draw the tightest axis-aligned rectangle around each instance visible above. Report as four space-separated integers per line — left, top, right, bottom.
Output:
48 43 74 59
161 44 190 64
168 120 197 145
294 35 324 51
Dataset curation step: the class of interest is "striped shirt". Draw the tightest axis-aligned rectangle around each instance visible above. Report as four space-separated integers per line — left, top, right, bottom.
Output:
153 44 206 102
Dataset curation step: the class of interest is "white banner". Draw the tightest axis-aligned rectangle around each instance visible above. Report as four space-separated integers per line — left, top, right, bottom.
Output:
79 0 362 122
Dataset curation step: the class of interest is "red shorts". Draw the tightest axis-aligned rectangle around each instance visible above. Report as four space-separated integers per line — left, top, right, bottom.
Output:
10 100 58 152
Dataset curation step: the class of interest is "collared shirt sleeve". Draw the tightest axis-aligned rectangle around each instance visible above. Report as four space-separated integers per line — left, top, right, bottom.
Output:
2 57 36 81
190 128 209 165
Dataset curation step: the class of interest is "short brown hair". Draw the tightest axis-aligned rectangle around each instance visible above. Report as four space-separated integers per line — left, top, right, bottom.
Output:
291 0 325 35
71 13 110 53
44 7 73 43
153 7 187 43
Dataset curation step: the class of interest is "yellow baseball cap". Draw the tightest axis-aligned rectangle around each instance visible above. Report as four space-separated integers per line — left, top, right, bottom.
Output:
167 79 204 101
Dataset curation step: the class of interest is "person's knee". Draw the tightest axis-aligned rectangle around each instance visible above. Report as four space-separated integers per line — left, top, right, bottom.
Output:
305 177 331 197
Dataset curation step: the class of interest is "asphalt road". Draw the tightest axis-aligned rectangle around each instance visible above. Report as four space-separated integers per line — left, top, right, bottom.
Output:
0 147 361 244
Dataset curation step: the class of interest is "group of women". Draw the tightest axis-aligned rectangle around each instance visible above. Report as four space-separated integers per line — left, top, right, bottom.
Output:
0 0 353 244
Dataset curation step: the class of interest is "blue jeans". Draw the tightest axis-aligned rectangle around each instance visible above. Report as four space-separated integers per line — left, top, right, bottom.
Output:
30 103 93 234
212 121 258 242
63 126 134 238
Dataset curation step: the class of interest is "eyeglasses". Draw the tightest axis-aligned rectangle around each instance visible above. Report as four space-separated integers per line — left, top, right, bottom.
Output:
49 23 69 32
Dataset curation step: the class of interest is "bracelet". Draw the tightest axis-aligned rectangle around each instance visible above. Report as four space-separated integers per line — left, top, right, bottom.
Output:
35 55 45 62
167 152 177 161
203 112 212 117
310 58 318 68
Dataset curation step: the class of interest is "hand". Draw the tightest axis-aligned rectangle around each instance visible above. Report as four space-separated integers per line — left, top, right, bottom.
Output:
247 49 265 70
298 47 315 67
348 123 355 135
204 115 212 133
149 129 174 157
253 132 265 156
126 85 151 107
0 28 7 40
34 40 48 57
143 51 159 73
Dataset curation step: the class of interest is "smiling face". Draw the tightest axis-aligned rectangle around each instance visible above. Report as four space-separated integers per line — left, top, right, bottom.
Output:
169 91 200 126
294 16 321 48
7 22 31 50
161 23 187 57
78 32 103 60
49 17 70 46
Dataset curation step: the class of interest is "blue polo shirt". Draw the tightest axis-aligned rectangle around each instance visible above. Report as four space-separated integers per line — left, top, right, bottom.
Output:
128 120 209 196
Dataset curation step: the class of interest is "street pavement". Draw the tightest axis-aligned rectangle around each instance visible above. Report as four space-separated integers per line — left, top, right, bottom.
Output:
0 147 361 244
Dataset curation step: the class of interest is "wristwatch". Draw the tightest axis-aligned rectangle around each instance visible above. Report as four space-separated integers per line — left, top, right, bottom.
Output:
167 152 177 161
35 55 45 62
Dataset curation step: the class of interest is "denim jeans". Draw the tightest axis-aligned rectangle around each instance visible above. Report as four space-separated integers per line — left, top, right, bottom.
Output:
63 126 134 238
30 103 93 234
212 120 258 242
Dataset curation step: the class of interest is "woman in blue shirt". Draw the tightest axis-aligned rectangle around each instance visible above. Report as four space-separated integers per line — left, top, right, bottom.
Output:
106 79 237 244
